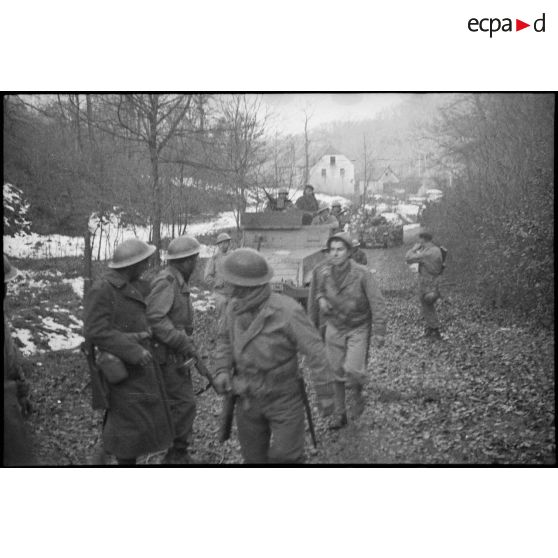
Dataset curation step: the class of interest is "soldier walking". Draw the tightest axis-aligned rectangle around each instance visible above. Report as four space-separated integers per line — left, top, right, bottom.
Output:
308 232 387 429
84 239 174 465
405 230 444 340
212 248 336 464
146 236 201 464
204 232 232 322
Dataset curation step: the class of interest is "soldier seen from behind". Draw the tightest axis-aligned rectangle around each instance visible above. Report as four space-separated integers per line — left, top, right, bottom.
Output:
84 239 174 465
4 255 36 466
212 248 336 464
204 232 232 323
308 232 387 429
405 230 444 340
146 236 202 464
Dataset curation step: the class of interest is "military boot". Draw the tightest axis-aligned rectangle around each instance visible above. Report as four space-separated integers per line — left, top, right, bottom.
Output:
328 412 348 430
352 385 365 418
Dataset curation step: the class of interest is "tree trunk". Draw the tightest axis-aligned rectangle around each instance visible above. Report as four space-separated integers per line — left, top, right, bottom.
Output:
84 227 93 296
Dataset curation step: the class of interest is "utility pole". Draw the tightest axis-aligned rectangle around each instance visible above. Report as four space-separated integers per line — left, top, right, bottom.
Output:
303 111 310 186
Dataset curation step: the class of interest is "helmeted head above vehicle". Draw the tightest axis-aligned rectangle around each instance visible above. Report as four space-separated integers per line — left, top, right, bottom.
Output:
418 230 433 242
317 202 330 215
222 248 273 287
331 200 342 209
4 254 19 283
167 235 201 260
304 184 314 194
351 238 360 248
109 239 156 269
278 187 289 196
216 232 232 245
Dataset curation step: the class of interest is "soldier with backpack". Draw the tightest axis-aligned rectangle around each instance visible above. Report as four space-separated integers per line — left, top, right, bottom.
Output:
405 230 447 340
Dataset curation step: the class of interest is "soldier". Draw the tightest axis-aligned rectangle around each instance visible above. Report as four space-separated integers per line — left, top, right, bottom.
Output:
265 187 294 211
308 232 387 429
204 232 232 322
84 239 174 465
405 230 444 340
330 200 348 231
146 236 201 464
4 255 35 466
311 203 339 234
212 248 336 464
351 239 368 266
295 184 320 214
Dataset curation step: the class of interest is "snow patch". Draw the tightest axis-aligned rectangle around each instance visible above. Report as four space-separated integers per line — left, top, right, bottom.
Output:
12 328 37 356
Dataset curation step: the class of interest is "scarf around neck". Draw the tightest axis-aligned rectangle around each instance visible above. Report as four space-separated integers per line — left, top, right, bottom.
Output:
231 283 272 330
331 259 351 287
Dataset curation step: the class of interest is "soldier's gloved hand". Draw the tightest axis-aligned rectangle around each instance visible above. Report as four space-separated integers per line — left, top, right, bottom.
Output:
318 297 332 313
137 348 153 366
213 372 232 395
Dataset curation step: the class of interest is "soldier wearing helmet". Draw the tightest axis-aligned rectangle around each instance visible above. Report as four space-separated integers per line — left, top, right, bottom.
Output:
405 230 444 340
311 202 339 234
295 184 319 215
146 235 202 464
204 232 232 322
265 187 294 211
212 248 336 463
84 239 174 465
308 232 387 429
350 238 368 266
4 255 36 465
330 200 349 232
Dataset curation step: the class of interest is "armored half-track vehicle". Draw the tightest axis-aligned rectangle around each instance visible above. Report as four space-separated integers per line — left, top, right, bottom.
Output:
240 210 330 302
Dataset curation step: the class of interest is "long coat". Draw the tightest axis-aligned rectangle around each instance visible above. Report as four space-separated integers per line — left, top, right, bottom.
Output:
84 269 174 459
405 243 443 295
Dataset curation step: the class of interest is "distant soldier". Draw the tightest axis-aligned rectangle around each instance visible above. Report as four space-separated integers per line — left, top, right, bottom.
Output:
4 255 35 466
212 248 336 463
146 236 202 464
351 238 368 266
311 203 339 235
405 230 444 340
204 232 232 322
295 184 320 214
308 232 387 429
265 187 294 211
330 200 348 231
84 239 174 465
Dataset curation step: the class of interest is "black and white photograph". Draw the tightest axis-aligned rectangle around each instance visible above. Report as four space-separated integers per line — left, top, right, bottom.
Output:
3 93 554 466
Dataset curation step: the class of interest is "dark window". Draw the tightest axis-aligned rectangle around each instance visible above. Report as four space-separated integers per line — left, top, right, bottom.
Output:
321 168 326 178
330 156 336 165
340 168 345 177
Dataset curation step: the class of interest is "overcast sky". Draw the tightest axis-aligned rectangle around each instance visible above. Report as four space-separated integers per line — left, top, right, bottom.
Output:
260 93 403 135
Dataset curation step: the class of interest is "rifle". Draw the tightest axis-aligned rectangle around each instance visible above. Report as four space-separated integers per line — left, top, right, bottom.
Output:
179 356 218 395
81 341 109 410
299 376 317 448
218 365 238 443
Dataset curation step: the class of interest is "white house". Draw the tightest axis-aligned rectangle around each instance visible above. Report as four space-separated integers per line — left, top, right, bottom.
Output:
359 166 401 196
308 153 355 197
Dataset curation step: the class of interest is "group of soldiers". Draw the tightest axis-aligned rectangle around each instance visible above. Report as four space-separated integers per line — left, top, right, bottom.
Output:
3 190 446 466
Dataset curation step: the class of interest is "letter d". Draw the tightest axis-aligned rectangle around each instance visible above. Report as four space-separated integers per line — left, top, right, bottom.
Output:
534 13 545 32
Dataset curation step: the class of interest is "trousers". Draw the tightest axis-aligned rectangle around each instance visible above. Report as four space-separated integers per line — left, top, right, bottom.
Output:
236 387 305 464
419 293 440 329
160 361 196 449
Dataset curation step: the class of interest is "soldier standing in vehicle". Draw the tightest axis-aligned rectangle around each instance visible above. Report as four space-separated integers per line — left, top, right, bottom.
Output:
311 203 339 234
308 232 387 429
295 184 320 222
4 255 35 466
84 239 174 465
405 230 444 340
265 187 294 211
212 248 336 464
146 235 202 464
204 232 232 323
330 200 348 232
351 238 368 266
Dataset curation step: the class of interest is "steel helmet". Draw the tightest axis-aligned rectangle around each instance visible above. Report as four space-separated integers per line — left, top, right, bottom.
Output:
108 239 156 269
167 235 201 260
327 231 352 251
331 200 342 208
304 184 314 191
4 254 19 282
222 248 273 287
317 202 329 214
351 238 360 248
278 187 289 195
215 232 232 245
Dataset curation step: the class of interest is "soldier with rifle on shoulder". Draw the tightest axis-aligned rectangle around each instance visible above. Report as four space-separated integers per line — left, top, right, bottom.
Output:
212 248 336 463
